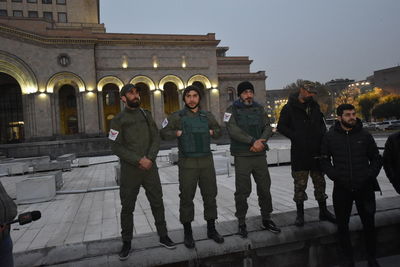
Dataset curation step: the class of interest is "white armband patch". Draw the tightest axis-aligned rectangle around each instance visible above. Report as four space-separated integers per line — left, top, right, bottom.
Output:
108 129 119 141
162 118 169 128
223 112 232 122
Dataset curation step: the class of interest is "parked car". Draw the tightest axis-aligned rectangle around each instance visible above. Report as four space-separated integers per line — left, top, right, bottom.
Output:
387 120 400 130
364 122 378 131
376 121 391 131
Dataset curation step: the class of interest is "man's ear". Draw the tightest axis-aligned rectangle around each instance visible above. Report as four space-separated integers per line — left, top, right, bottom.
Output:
121 95 126 103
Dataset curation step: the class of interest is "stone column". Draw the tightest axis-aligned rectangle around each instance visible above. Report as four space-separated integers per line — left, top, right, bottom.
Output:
33 92 53 138
97 91 105 133
81 91 100 135
152 89 164 128
208 88 221 123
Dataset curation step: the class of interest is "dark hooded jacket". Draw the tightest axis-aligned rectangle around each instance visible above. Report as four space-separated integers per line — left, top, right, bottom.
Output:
277 92 326 171
320 119 382 191
383 131 400 194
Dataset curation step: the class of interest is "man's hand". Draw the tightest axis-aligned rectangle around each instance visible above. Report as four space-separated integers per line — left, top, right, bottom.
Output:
209 129 214 136
176 130 182 137
139 157 153 170
250 139 266 152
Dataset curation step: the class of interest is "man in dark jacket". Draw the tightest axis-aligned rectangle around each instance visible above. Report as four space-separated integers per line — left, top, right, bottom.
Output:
225 81 281 238
320 104 382 267
0 181 17 267
383 131 400 194
277 80 335 226
109 84 176 261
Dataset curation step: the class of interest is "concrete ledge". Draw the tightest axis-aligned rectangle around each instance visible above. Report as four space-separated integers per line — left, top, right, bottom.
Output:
13 196 400 267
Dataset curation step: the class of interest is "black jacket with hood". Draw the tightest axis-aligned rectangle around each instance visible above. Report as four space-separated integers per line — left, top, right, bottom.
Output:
320 119 382 191
277 92 326 171
383 131 400 194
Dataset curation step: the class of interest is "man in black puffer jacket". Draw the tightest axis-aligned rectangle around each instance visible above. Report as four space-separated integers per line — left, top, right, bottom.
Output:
383 130 400 194
278 80 335 226
320 104 382 267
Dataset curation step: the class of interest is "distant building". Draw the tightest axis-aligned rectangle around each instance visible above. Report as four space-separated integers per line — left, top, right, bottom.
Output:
0 0 266 144
373 66 400 94
325 78 355 95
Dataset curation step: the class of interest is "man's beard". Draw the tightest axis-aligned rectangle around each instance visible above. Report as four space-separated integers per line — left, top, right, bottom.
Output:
242 98 253 106
126 98 140 108
185 103 199 110
341 119 356 129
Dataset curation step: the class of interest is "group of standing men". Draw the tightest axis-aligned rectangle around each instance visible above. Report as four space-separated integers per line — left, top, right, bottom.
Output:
109 81 282 261
107 80 399 267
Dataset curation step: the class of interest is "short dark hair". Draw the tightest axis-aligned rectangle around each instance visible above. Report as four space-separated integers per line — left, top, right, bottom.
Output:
336 104 355 116
182 85 202 101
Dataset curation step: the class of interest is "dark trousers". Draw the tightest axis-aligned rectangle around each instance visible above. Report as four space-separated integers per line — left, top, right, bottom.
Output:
119 162 167 241
178 155 218 223
234 156 273 225
333 183 377 262
0 234 14 267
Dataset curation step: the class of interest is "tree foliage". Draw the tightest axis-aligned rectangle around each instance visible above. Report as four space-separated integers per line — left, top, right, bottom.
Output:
335 87 361 107
372 94 400 119
356 88 383 121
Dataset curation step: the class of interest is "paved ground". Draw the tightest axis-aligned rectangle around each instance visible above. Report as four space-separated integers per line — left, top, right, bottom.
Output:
0 137 397 266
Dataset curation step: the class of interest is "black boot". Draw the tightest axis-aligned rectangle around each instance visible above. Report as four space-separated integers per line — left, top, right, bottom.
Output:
207 219 224 244
238 223 248 238
119 241 131 261
183 222 195 249
295 202 304 227
319 200 336 224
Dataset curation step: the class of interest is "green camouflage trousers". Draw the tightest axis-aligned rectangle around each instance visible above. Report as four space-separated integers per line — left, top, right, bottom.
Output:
291 171 328 203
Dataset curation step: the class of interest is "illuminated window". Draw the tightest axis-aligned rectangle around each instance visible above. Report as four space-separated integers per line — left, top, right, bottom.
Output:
57 0 66 4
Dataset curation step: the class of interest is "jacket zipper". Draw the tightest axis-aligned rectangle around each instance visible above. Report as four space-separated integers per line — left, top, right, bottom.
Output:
346 131 354 191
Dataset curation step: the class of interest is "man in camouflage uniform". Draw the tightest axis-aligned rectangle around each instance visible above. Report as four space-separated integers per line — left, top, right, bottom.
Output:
109 84 175 261
160 85 224 248
277 80 336 226
225 81 281 238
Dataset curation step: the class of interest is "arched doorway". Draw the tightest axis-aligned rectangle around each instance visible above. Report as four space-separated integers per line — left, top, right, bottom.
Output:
192 81 207 109
59 84 78 135
136 82 151 111
0 73 24 143
163 82 179 115
102 83 120 133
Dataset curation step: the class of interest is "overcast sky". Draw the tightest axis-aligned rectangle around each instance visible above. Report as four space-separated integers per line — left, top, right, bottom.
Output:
100 0 400 89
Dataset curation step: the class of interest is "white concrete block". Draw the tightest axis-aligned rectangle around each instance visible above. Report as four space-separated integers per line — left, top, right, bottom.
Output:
0 162 29 175
16 176 56 204
213 155 229 175
78 158 90 167
56 153 76 162
277 148 291 164
267 149 278 165
28 171 63 191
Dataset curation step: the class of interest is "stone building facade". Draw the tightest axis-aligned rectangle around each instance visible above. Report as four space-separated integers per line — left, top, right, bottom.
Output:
0 0 266 144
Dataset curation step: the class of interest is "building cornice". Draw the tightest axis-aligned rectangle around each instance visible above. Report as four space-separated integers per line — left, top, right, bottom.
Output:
0 23 220 47
218 72 267 81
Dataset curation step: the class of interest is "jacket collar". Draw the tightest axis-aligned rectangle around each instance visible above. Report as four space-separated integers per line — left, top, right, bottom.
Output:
332 118 363 134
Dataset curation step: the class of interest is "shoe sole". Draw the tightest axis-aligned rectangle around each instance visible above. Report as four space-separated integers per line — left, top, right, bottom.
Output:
159 242 177 250
119 254 130 261
261 226 281 234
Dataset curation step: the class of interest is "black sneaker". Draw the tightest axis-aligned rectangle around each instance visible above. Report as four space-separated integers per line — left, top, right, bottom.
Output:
159 235 177 249
262 219 281 234
238 224 248 238
119 241 131 261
